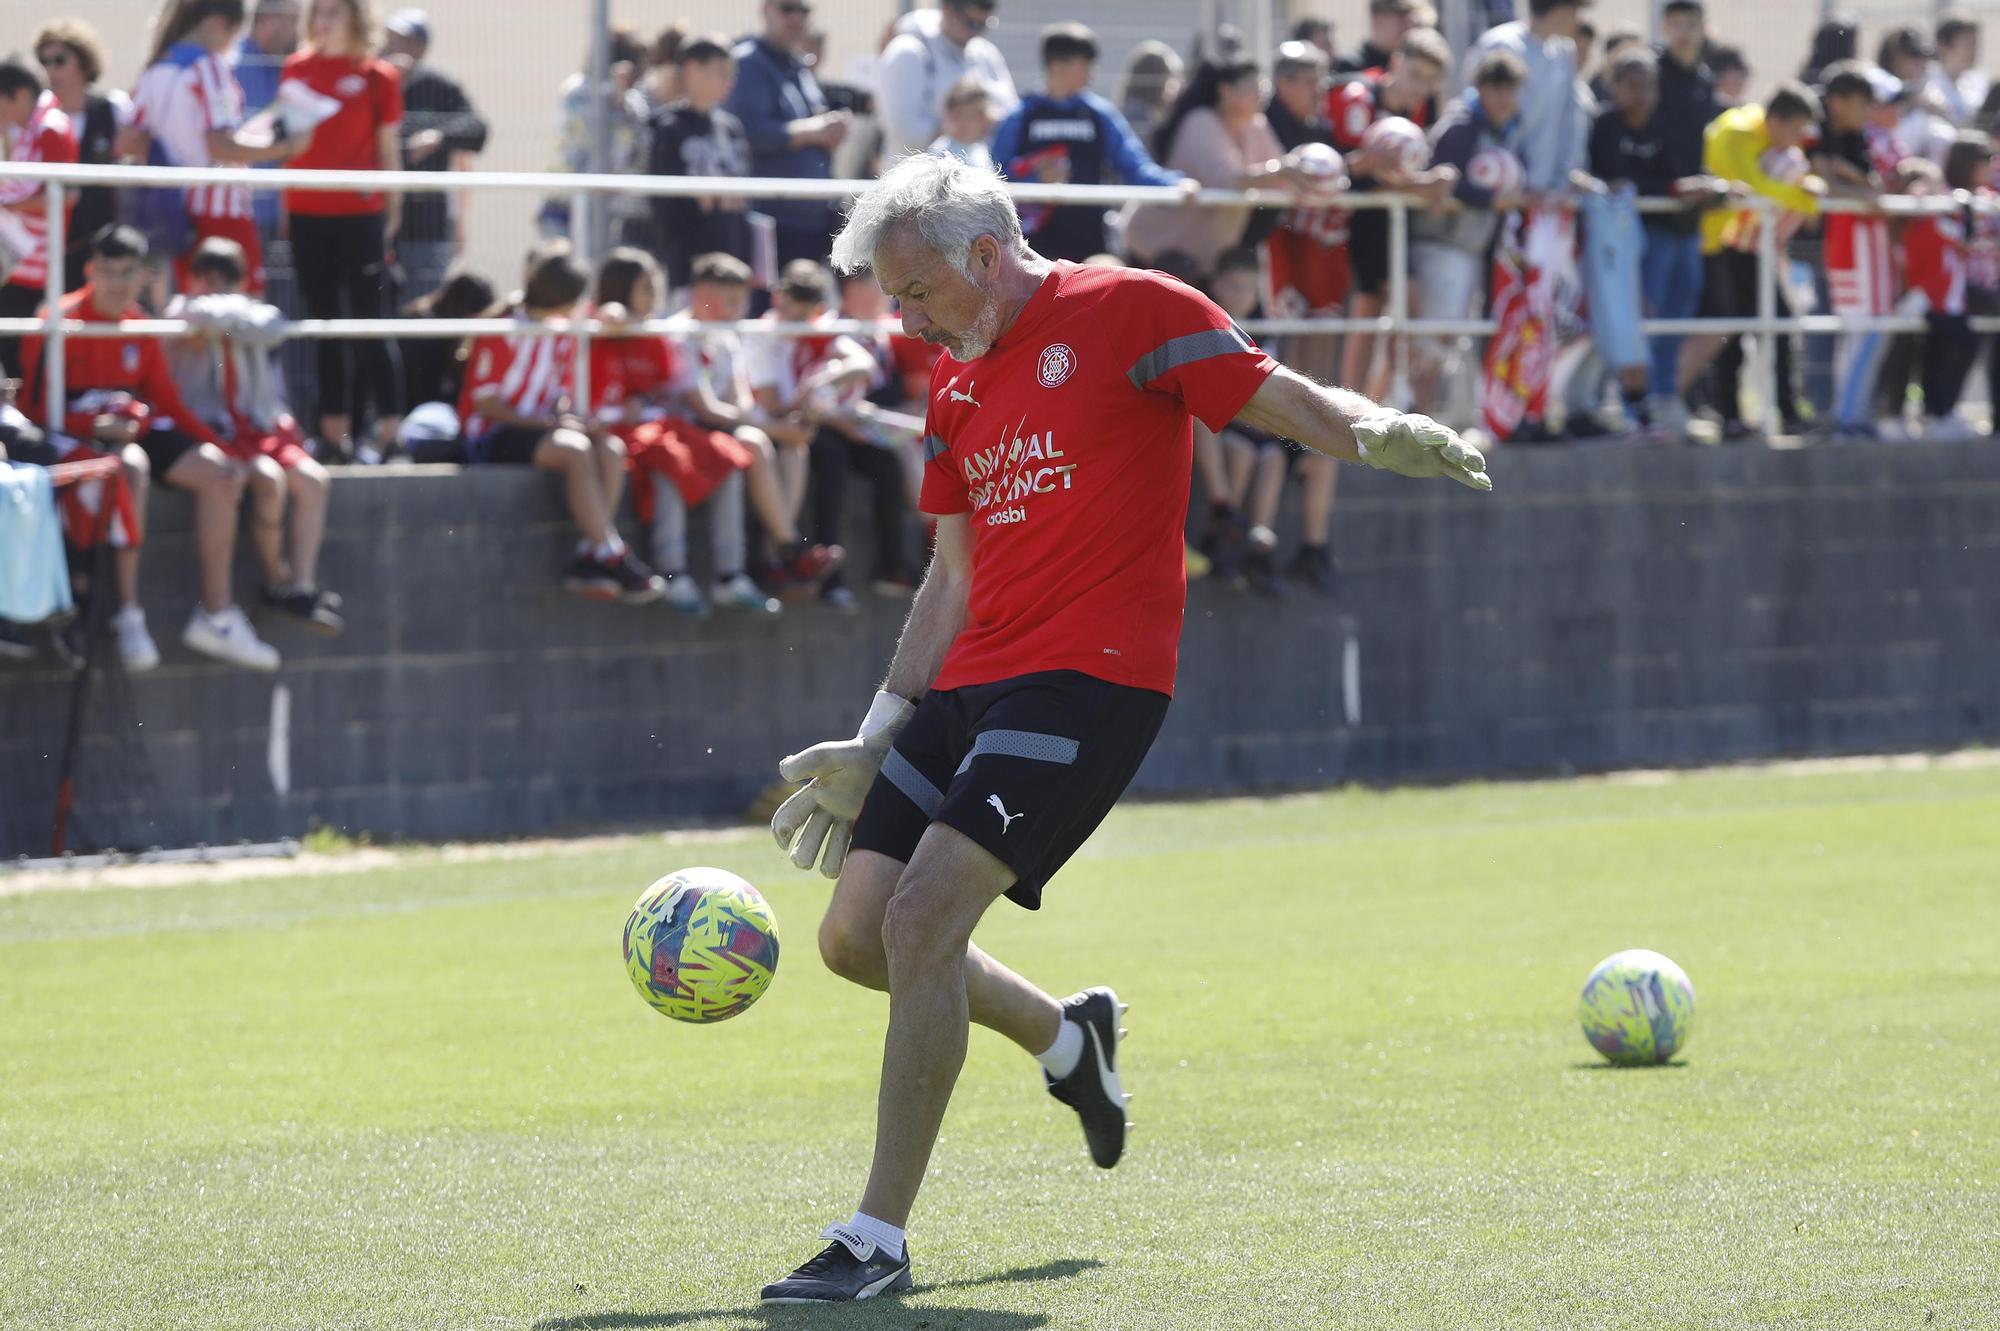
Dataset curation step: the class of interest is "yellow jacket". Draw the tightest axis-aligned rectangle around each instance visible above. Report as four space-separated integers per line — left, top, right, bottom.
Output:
1701 103 1821 255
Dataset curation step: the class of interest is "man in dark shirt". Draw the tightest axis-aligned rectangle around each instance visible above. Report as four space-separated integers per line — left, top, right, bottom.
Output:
1590 46 1719 432
382 10 489 301
1335 0 1414 75
1653 0 1717 181
649 37 755 291
725 0 852 268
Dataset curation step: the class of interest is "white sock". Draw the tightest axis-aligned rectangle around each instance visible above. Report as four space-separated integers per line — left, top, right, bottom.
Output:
592 537 624 561
845 1211 905 1261
1035 1018 1084 1080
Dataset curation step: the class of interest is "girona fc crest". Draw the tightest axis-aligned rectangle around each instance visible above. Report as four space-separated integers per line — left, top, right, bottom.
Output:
1036 343 1075 388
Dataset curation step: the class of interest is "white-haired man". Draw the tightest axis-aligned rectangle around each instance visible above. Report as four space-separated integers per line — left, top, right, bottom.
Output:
763 155 1488 1304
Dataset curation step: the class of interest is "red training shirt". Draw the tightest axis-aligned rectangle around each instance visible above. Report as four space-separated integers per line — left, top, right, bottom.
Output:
459 314 575 442
278 51 403 215
18 287 224 447
919 262 1277 697
590 332 680 421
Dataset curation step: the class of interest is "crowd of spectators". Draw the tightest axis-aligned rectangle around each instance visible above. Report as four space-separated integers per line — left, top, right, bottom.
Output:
6 0 2000 672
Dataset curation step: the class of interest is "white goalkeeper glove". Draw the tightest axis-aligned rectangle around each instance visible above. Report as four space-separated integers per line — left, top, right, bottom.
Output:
770 690 915 879
1352 410 1493 492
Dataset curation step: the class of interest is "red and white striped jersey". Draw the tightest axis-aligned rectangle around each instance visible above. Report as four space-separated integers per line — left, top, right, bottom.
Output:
459 314 575 441
1901 211 1967 316
133 43 253 220
0 92 79 290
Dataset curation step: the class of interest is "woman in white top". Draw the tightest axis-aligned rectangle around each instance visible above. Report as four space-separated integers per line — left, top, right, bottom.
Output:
1122 56 1312 273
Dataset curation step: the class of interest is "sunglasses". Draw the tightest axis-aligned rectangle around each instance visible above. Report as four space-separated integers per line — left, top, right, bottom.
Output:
37 49 74 68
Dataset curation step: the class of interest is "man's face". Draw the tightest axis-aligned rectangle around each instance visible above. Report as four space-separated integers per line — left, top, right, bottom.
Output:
692 281 749 321
1393 55 1443 108
1765 114 1808 152
875 222 1002 361
1614 68 1658 119
87 256 145 312
684 56 735 105
841 276 886 319
259 8 301 54
1828 91 1869 132
774 289 824 323
1045 54 1091 96
764 0 812 49
942 0 996 44
0 89 34 129
1371 9 1409 48
1274 68 1321 118
1481 79 1521 125
1661 10 1702 56
1943 32 1979 74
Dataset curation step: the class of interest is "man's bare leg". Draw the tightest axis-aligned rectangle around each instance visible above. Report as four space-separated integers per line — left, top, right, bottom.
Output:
820 847 1059 1055
859 823 1020 1227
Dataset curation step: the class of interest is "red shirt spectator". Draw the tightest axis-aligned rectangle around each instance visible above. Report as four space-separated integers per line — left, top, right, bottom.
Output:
459 317 575 443
279 48 403 215
1901 212 1966 314
0 90 78 298
19 284 223 449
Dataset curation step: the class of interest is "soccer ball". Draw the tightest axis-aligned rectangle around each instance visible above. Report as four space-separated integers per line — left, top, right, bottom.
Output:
1466 145 1525 197
623 867 780 1023
1578 949 1696 1065
1288 140 1351 198
1361 116 1430 175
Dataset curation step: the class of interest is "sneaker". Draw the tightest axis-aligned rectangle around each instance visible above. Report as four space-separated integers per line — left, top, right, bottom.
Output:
1509 420 1563 445
1286 545 1343 599
713 573 780 615
0 620 34 661
113 605 160 673
1922 414 1981 443
1242 536 1285 599
263 584 346 637
760 1225 914 1304
182 605 279 672
1720 419 1758 443
659 573 709 616
820 584 859 614
767 538 844 602
605 550 667 605
562 553 621 602
1045 986 1130 1169
1827 421 1880 444
1199 505 1247 581
1563 410 1626 441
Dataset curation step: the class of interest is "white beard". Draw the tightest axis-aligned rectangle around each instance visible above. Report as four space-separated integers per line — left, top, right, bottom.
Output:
950 282 1007 362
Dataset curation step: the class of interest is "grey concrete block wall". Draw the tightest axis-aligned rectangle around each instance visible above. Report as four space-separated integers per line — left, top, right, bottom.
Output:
4 444 1998 858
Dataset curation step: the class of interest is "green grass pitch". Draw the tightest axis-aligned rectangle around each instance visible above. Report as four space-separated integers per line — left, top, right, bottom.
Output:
4 762 1998 1330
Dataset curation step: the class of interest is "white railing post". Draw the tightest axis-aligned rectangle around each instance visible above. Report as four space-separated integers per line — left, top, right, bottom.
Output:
1389 193 1410 405
570 186 593 421
1757 197 1779 432
43 181 65 436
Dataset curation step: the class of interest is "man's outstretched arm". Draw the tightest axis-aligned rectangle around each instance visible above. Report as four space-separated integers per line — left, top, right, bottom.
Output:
1235 366 1493 491
773 514 973 876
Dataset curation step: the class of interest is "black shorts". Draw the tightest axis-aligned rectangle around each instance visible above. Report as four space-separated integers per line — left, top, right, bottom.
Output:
139 426 202 477
1700 250 1754 319
850 669 1171 909
1349 207 1391 299
468 425 546 465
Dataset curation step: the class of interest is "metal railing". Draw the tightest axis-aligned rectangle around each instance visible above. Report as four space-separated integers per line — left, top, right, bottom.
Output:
4 159 1997 436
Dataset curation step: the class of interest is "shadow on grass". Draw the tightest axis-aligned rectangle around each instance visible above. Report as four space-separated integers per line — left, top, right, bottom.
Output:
536 1258 1101 1331
1568 1061 1691 1070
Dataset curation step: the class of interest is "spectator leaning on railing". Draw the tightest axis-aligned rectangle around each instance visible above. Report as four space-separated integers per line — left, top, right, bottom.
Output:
380 8 487 303
31 22 134 295
1812 60 1892 440
1410 50 1525 417
1689 82 1823 438
0 60 77 378
992 23 1189 264
21 224 281 671
538 27 649 245
166 236 344 634
646 36 753 294
1900 146 1987 441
